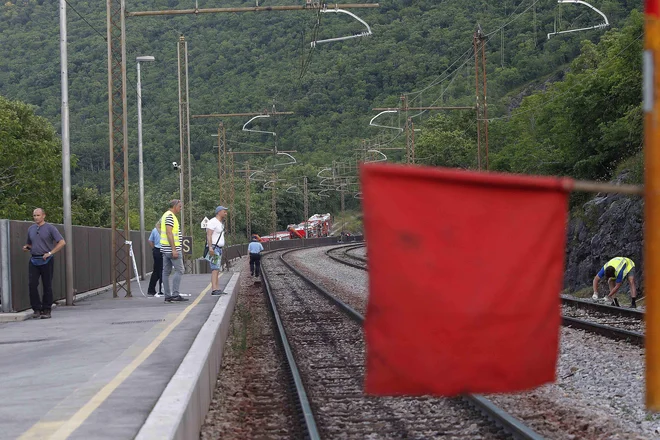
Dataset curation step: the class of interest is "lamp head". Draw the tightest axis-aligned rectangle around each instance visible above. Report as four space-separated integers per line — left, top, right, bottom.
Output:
136 56 155 63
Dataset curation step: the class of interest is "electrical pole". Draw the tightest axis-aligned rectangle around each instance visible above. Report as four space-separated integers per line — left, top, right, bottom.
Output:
303 176 309 238
231 164 254 241
245 162 251 238
405 117 415 164
271 176 277 238
474 25 489 170
217 122 226 202
228 149 236 241
107 0 131 298
177 35 193 272
340 185 345 215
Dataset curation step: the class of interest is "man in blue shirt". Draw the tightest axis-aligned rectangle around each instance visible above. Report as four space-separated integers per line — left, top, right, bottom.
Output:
22 208 66 319
592 257 637 308
248 235 264 278
147 221 163 296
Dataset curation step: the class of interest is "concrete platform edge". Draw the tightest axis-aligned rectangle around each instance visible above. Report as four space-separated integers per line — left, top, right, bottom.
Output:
135 271 241 440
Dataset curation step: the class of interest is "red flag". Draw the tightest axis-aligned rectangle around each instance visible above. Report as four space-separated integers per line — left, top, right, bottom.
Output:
648 0 660 18
361 164 568 396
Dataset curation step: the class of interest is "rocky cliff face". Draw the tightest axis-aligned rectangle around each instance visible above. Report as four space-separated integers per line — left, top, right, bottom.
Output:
564 192 643 295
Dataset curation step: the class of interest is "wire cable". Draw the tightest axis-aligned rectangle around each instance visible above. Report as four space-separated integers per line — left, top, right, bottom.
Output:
479 31 643 122
64 0 107 41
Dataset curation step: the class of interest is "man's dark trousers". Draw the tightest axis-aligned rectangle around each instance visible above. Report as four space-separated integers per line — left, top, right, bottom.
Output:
29 259 54 312
148 247 163 294
249 253 261 277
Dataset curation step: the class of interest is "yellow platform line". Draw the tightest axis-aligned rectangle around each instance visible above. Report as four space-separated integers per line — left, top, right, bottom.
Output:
19 281 214 440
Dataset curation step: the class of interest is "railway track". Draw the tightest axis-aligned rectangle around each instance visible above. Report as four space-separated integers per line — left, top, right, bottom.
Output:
561 296 644 346
326 246 645 348
261 248 544 439
325 243 368 270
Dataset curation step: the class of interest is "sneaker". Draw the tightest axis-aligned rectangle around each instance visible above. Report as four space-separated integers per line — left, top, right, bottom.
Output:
154 293 164 298
630 303 637 309
592 293 599 300
211 289 222 296
611 298 621 307
147 291 156 296
179 293 192 297
40 310 51 319
31 310 41 319
164 295 189 303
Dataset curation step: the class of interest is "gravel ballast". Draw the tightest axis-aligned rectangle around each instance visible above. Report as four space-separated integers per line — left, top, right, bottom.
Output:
200 260 301 439
287 245 660 439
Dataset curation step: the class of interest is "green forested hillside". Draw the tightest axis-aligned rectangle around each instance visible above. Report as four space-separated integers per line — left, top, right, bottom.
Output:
0 0 644 239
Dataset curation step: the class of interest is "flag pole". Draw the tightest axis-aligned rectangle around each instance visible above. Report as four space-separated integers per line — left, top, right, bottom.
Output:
644 0 660 410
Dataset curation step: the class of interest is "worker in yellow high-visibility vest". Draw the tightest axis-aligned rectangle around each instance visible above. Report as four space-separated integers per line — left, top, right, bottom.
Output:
592 257 637 308
159 199 188 303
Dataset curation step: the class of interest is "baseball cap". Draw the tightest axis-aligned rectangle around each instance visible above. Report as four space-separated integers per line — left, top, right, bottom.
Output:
215 206 229 214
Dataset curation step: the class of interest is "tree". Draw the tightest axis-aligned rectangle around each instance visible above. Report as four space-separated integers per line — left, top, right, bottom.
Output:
0 95 63 221
416 114 476 169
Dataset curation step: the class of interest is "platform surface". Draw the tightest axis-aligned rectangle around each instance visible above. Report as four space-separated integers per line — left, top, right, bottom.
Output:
0 273 233 440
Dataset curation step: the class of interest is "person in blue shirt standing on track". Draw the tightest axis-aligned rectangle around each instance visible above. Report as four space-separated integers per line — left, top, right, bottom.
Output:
592 256 638 308
22 208 66 319
248 235 264 278
147 221 163 297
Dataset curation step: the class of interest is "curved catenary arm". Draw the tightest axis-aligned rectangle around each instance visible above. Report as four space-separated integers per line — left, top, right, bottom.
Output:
547 0 609 39
369 110 403 131
243 114 276 136
366 149 388 163
274 152 297 167
311 8 372 47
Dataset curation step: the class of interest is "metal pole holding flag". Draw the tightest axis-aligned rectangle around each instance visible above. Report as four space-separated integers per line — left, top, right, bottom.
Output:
644 0 660 410
126 240 147 297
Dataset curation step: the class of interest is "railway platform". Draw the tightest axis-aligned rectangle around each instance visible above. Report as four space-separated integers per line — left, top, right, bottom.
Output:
0 272 240 440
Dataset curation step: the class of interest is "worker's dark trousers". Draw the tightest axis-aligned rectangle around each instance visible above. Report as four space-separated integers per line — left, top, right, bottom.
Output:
148 247 163 294
29 259 54 312
249 253 261 277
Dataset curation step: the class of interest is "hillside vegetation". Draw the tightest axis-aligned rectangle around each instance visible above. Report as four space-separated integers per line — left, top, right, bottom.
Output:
0 0 644 239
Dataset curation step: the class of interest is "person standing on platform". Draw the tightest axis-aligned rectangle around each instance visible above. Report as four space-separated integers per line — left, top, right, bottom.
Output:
147 221 163 297
22 208 66 319
248 235 264 278
592 256 638 308
206 206 228 296
160 200 188 303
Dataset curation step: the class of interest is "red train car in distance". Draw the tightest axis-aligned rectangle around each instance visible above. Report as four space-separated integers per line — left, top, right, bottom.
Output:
288 213 332 239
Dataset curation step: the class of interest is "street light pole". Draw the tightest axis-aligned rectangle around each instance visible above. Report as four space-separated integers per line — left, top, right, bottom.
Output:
136 55 154 280
60 0 74 306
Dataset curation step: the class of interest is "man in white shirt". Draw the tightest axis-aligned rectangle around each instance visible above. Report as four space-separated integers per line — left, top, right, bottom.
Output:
206 206 228 295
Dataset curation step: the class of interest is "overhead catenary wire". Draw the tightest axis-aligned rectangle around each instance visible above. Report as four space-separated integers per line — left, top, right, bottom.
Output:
404 0 621 128
64 0 107 41
406 0 544 102
478 31 644 122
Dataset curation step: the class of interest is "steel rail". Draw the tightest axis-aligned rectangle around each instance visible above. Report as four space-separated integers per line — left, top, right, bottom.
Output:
562 316 644 347
260 255 321 440
326 254 646 348
325 244 368 270
561 295 644 320
343 244 368 263
281 248 364 322
279 247 545 440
